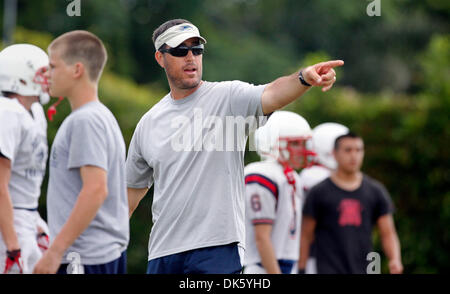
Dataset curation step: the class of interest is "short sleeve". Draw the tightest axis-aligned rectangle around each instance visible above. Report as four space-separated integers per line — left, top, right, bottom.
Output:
0 112 20 162
228 81 267 132
245 173 279 225
126 122 154 189
302 188 319 220
373 182 394 220
67 116 108 171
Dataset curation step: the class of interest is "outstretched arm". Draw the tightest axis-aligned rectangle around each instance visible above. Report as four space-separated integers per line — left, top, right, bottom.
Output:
261 60 344 114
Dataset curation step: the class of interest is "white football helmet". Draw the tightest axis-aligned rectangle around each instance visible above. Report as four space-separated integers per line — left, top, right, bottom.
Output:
254 111 315 168
0 44 50 104
311 122 349 170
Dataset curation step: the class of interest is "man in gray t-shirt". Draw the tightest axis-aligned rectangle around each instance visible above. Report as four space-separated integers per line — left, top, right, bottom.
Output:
33 31 129 274
127 19 344 274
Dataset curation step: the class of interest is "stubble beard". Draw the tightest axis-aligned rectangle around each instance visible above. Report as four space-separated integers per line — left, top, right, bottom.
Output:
165 62 202 90
167 72 201 90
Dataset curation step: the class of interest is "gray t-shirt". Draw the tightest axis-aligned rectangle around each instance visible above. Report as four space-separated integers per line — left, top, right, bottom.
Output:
126 80 267 260
47 101 129 265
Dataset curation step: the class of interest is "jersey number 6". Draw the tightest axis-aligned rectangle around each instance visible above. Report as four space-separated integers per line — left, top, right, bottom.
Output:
250 194 262 212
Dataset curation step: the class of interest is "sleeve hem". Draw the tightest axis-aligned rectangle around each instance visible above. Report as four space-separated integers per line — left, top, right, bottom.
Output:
68 162 108 172
0 149 13 161
127 183 151 189
252 218 275 225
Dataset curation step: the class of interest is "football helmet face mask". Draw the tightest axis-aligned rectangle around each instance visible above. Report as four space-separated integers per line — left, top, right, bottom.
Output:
0 44 50 104
311 122 349 170
254 111 316 169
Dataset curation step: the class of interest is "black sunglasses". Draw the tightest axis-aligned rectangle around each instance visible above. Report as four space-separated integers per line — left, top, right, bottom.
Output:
159 44 204 57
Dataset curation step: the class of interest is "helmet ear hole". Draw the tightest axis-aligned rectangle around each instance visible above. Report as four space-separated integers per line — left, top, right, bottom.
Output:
19 79 27 86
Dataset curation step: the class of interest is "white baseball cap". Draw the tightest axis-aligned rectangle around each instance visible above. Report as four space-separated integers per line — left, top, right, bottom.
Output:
154 23 207 51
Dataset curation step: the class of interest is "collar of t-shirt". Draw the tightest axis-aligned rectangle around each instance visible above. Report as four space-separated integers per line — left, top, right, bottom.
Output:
168 81 207 105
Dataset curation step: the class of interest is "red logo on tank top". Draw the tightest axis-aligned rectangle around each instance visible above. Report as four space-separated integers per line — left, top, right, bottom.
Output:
338 199 362 227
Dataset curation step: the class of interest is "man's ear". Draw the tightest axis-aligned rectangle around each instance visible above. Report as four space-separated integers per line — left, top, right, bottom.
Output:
155 51 165 69
73 62 85 79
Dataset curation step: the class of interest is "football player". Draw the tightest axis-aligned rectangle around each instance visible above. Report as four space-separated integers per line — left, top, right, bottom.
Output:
0 44 50 274
243 111 315 274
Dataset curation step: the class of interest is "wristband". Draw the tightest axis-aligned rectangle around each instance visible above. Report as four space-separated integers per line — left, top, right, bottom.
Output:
298 70 311 87
6 249 21 260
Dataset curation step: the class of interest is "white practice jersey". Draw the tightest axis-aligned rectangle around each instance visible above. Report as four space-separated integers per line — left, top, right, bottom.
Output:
0 98 48 209
299 165 331 193
244 160 303 266
30 102 48 138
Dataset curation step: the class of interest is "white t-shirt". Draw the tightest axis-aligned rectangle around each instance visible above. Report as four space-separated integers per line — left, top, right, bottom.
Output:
126 80 267 261
0 98 47 209
31 102 47 138
244 160 303 265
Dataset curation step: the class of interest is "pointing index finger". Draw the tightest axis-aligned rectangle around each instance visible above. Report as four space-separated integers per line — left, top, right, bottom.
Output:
320 60 344 69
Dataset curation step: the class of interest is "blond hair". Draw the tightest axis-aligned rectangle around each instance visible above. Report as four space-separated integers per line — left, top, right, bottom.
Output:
49 30 107 83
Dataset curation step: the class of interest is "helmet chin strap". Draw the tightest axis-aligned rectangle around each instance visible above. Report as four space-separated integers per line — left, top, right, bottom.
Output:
277 149 297 205
33 66 64 122
276 147 295 182
280 161 296 192
47 97 64 121
280 157 298 237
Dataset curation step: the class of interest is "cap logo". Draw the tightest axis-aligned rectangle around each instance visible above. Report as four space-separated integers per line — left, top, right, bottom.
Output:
179 25 193 31
154 23 206 51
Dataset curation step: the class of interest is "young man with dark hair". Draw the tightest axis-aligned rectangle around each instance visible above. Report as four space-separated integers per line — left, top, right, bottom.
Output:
298 122 349 274
298 132 403 274
33 30 129 274
127 19 344 274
